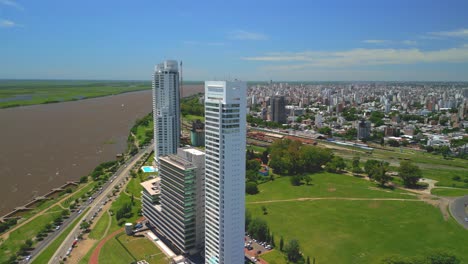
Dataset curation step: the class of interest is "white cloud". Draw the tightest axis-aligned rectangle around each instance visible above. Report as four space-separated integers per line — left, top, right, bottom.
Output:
429 28 468 38
184 41 225 46
364 39 417 45
228 30 268 40
363 39 389 44
0 0 24 10
401 40 417 45
242 45 468 70
0 19 19 28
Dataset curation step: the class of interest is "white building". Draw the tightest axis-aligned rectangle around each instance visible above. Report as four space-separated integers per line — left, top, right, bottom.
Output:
152 60 181 163
204 81 246 264
155 147 205 255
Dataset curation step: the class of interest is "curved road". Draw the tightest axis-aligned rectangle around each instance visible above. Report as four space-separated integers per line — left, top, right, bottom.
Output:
450 195 468 229
26 144 153 264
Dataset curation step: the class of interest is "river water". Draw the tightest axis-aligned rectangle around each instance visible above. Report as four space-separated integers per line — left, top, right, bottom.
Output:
0 84 204 215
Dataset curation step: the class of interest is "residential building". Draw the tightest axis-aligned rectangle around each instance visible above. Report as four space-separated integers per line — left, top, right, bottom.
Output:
140 178 161 230
155 147 205 255
357 120 371 140
153 60 181 163
204 81 246 264
191 120 205 147
270 95 287 124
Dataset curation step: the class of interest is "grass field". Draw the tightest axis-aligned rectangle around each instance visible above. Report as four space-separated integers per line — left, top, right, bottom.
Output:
0 80 151 108
247 173 416 203
431 188 468 197
135 119 154 146
261 250 287 264
99 233 167 264
31 208 89 264
0 205 63 263
88 211 111 240
249 200 468 264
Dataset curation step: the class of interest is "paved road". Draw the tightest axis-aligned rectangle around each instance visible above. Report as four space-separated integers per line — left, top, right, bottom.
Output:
25 144 153 264
450 195 468 229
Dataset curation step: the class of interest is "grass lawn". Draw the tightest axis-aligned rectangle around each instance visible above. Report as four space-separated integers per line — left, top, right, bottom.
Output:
183 114 204 122
246 173 416 203
31 208 89 264
108 192 142 234
423 168 468 188
135 120 154 146
247 144 267 153
98 234 134 264
248 200 468 264
261 250 287 264
0 80 150 108
431 188 468 197
88 211 111 240
126 176 145 199
99 233 167 264
0 205 63 263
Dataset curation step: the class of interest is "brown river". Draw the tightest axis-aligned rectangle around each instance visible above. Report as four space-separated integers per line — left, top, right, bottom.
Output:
0 85 204 215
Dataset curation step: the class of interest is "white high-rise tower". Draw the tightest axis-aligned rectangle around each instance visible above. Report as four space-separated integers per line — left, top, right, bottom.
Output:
204 81 246 264
152 60 181 163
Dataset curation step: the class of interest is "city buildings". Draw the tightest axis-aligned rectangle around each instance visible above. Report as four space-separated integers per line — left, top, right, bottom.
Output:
357 120 371 140
190 120 205 147
140 178 161 232
270 95 287 124
204 81 247 264
154 147 205 255
152 60 181 163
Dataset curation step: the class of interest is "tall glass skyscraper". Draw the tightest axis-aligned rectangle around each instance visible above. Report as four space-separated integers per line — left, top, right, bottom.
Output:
204 81 246 264
152 60 180 163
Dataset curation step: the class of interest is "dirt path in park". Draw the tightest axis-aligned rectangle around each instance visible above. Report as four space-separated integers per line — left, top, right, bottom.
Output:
88 228 124 264
247 197 424 205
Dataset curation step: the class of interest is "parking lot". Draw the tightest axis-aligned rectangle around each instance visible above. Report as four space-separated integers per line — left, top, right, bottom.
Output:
244 235 273 263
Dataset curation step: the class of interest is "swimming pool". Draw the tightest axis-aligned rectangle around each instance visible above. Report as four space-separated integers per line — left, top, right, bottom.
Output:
141 166 157 173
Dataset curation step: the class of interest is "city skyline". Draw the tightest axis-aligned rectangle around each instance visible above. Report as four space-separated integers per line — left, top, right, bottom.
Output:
1 0 468 81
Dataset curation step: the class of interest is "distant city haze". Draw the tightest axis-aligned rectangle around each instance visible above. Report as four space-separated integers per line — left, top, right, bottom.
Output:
0 85 203 215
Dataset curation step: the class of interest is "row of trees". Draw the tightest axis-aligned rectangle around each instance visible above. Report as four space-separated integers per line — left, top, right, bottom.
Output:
360 158 422 188
181 95 204 116
269 139 333 175
382 250 460 264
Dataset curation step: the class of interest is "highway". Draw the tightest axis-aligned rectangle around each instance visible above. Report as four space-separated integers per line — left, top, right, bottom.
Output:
450 195 468 229
27 144 153 264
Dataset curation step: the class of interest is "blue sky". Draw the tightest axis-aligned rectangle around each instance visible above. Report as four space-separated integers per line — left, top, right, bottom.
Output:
1 0 468 81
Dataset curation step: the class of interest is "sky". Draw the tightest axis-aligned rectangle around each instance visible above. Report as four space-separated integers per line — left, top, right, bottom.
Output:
1 0 468 81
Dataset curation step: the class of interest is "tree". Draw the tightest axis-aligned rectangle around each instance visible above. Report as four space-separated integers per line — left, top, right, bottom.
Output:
271 234 276 247
425 250 460 264
372 161 391 186
247 218 270 242
285 239 302 262
261 206 268 215
290 175 302 186
25 239 33 248
245 209 252 229
79 176 88 183
279 236 284 251
80 221 90 230
261 150 269 164
399 160 422 187
387 139 400 147
325 156 346 173
352 156 362 174
318 126 332 136
304 175 312 185
307 256 311 264
380 137 385 146
246 182 259 194
364 160 381 179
